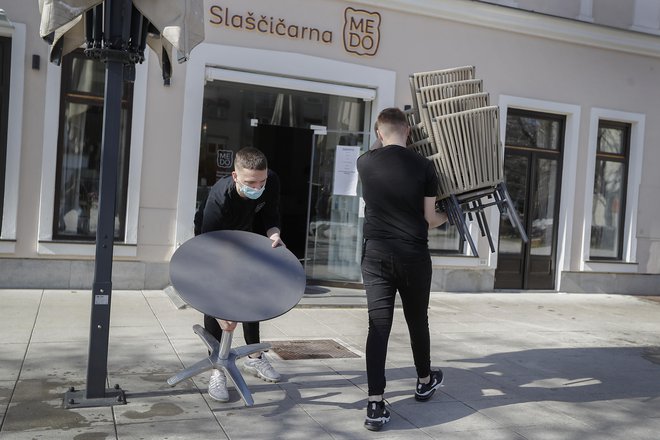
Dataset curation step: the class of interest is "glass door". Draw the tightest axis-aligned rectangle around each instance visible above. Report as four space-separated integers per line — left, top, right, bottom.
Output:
305 128 370 283
495 109 564 289
197 77 371 284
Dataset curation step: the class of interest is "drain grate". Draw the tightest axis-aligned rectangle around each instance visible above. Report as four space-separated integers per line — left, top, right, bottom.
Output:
269 339 360 360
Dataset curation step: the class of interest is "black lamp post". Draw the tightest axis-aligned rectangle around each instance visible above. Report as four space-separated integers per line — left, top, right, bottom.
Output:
70 0 143 408
39 0 202 408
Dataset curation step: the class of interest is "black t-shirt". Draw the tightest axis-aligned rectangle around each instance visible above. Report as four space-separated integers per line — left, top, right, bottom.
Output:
196 170 281 235
357 145 438 246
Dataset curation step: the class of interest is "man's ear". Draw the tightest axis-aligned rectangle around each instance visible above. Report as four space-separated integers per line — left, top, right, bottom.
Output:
231 170 237 181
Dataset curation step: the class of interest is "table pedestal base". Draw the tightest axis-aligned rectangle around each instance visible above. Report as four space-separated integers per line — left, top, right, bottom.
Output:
167 324 270 406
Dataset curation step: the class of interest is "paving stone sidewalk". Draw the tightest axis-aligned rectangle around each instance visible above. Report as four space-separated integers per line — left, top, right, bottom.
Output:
1 289 660 439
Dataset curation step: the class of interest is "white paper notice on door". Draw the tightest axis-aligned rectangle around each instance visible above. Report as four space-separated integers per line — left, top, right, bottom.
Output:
332 145 360 196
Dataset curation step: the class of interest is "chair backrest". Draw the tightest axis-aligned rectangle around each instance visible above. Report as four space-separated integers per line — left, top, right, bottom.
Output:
408 66 475 119
403 107 419 126
418 79 483 104
429 106 503 199
407 139 453 198
415 80 483 146
408 122 429 145
408 137 437 158
410 66 476 91
425 92 490 120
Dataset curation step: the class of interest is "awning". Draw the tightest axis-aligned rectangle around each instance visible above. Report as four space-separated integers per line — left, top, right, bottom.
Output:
38 0 204 68
133 0 204 63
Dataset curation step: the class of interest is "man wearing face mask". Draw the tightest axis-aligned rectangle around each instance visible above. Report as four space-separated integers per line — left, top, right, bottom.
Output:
194 147 284 403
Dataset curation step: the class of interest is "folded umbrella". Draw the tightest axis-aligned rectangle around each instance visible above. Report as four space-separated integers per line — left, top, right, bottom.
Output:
38 0 204 72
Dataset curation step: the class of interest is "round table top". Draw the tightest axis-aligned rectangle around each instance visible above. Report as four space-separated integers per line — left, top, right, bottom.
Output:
169 230 306 322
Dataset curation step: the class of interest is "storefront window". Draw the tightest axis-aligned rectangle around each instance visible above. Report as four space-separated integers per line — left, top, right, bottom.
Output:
0 36 10 236
506 114 563 150
53 50 133 240
590 120 630 259
428 222 461 254
198 79 369 283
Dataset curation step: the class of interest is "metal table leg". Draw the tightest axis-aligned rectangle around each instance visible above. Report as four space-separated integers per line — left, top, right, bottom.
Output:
167 324 270 406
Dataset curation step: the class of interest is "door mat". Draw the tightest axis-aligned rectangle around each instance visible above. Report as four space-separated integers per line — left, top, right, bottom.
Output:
269 339 361 360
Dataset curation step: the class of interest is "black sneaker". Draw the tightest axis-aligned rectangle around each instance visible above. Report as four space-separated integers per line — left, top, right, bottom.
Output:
364 400 390 431
415 369 444 401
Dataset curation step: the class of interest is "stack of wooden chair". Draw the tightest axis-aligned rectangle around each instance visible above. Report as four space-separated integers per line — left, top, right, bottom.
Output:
407 66 528 256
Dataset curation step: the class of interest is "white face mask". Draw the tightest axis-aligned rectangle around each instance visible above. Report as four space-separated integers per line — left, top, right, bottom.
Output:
237 181 265 199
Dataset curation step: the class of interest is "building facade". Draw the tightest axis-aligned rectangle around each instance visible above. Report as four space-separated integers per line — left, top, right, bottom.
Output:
1 0 659 293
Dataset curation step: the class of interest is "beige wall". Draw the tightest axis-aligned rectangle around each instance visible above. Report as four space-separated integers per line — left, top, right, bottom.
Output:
1 2 47 256
478 0 638 29
136 52 187 262
593 0 635 29
2 0 660 289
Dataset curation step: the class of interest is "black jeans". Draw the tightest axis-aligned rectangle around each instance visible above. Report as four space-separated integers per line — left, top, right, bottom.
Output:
361 239 432 396
204 314 260 345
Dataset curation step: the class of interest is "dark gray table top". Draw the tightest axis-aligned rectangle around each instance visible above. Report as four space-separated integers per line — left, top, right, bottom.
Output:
169 230 306 322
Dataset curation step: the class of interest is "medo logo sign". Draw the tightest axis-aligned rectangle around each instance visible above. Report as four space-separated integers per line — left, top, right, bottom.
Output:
343 7 381 56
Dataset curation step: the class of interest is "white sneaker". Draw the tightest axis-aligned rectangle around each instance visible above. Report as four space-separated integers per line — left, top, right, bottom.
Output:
243 355 281 383
208 369 229 402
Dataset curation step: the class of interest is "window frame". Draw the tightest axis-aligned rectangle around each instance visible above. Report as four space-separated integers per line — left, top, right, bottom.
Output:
0 35 11 238
580 108 645 271
497 95 582 284
38 49 149 256
51 49 134 242
589 119 631 261
0 22 24 253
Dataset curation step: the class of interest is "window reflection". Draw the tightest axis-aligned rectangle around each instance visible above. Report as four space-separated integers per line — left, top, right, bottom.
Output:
498 154 527 253
530 159 557 256
590 121 629 260
54 50 133 240
0 36 11 236
506 114 562 150
199 80 370 283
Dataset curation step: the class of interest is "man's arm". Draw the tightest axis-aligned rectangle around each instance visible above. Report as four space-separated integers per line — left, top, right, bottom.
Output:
218 319 237 332
424 197 448 229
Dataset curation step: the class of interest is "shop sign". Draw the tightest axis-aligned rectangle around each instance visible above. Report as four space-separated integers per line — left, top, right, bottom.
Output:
208 4 381 57
343 7 381 57
209 5 333 44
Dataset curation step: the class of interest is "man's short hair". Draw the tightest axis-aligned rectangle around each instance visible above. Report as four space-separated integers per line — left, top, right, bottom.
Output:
376 107 409 134
235 147 268 171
